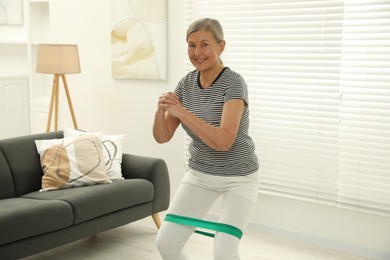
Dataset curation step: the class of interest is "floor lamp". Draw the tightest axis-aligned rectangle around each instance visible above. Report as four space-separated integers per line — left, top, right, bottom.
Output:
36 44 81 132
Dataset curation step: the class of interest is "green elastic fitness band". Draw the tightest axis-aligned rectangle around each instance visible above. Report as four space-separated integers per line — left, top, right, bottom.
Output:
164 214 243 239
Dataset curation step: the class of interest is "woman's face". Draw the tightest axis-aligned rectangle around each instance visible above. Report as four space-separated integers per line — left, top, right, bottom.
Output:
187 29 224 73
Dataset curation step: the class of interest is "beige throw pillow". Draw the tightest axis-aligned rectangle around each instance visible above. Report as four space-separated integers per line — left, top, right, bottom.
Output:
35 135 111 191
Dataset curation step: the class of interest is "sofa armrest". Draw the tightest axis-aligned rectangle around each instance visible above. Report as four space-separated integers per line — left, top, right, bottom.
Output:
121 154 170 214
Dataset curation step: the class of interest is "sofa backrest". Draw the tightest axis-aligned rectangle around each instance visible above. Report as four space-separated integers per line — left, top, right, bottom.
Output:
0 131 64 197
0 149 15 199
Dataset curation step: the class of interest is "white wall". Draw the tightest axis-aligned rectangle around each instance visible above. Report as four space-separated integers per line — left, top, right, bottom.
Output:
44 1 390 259
48 0 185 192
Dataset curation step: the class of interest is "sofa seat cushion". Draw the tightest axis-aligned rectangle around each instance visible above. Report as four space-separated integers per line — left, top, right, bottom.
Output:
0 198 73 245
23 179 154 224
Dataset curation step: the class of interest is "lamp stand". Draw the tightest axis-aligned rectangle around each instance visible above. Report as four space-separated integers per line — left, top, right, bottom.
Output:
46 74 78 132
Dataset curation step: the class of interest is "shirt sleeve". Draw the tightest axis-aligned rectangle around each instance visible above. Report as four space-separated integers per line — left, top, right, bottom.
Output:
224 73 249 106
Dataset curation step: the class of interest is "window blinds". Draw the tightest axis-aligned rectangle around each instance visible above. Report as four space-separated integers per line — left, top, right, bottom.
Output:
184 0 390 217
338 1 390 216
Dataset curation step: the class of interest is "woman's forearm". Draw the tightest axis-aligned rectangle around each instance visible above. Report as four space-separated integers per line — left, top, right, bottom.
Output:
176 107 235 151
173 99 244 151
153 109 180 143
153 110 170 143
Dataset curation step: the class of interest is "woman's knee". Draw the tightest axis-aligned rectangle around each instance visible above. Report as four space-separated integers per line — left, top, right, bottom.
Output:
214 246 240 260
213 233 241 260
156 226 176 256
155 222 192 259
155 229 169 254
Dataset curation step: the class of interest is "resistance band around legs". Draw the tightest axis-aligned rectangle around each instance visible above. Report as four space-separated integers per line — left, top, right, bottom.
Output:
164 214 243 239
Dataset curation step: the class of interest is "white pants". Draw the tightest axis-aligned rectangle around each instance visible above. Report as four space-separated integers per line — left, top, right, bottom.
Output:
156 169 259 260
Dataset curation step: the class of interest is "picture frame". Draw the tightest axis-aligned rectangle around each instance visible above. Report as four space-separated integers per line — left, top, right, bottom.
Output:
111 0 167 80
0 0 23 25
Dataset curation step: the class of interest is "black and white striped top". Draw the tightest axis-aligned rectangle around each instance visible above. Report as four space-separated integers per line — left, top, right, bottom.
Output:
175 67 259 176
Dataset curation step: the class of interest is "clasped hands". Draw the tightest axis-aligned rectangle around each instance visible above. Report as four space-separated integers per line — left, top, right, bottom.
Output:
158 92 182 118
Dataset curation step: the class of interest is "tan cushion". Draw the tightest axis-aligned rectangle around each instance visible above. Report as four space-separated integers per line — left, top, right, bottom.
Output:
35 135 111 191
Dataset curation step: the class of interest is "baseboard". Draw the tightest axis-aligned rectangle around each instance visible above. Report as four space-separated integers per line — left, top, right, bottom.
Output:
206 213 389 260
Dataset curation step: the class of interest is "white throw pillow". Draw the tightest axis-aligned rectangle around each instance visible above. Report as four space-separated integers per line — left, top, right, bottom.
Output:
63 127 126 180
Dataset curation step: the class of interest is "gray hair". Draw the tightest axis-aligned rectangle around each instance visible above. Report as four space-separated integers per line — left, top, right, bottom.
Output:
186 18 224 43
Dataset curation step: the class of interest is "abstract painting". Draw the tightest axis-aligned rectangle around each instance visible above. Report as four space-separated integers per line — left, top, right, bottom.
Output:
111 0 167 80
0 0 23 25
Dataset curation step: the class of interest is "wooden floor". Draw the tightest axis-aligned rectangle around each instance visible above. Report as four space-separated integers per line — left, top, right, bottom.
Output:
22 214 369 260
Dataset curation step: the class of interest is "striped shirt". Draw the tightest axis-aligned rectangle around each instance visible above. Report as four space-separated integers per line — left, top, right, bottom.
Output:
175 67 259 176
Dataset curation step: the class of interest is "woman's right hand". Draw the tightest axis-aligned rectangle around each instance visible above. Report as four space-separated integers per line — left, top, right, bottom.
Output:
160 92 184 118
153 92 181 143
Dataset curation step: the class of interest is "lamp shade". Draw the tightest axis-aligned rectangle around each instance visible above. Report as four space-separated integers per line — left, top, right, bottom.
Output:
36 44 81 74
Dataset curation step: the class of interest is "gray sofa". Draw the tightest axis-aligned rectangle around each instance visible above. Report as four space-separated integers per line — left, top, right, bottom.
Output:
0 131 170 259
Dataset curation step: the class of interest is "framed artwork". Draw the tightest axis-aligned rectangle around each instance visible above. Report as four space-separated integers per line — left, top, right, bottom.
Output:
111 0 167 80
0 0 23 25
